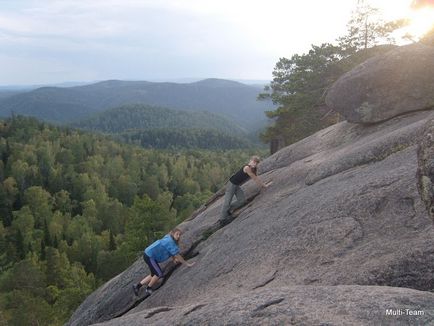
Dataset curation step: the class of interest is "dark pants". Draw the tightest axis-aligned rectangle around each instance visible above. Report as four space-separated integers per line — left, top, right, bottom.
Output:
143 254 163 278
220 181 246 220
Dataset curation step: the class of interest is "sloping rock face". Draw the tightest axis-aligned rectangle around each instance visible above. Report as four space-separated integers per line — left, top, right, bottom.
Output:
68 110 434 326
93 286 434 326
325 43 434 123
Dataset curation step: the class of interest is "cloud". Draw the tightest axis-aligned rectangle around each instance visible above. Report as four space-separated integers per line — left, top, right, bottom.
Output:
1 1 248 53
0 0 265 83
0 0 363 84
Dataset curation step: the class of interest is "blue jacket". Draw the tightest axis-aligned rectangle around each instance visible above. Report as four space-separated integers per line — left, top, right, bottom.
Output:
145 234 180 263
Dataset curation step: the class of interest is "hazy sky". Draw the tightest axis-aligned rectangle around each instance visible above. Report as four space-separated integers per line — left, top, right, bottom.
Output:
0 0 428 85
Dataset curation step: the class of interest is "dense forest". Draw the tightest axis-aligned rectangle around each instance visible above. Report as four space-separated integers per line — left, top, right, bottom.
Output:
117 128 254 150
72 104 247 136
0 116 263 325
71 104 257 149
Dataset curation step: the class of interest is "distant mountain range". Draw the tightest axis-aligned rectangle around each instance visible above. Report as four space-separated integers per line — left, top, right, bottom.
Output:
0 78 273 130
0 90 22 100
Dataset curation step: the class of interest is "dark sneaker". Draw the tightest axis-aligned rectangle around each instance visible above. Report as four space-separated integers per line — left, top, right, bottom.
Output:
145 287 153 295
132 284 139 296
219 216 232 227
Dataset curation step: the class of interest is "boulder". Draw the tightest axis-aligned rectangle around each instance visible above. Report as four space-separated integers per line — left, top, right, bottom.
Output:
67 110 434 326
325 43 434 123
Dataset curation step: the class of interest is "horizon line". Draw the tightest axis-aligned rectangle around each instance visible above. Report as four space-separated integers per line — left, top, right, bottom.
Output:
0 77 272 90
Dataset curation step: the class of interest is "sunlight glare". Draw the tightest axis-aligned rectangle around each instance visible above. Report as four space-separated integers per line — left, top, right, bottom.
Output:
374 0 434 41
408 6 434 39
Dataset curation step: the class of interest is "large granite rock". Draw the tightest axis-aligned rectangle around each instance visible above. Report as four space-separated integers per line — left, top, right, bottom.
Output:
94 286 434 326
68 111 434 326
325 43 434 123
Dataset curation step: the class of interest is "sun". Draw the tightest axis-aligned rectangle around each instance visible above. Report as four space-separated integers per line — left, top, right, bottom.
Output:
407 5 434 39
373 0 434 42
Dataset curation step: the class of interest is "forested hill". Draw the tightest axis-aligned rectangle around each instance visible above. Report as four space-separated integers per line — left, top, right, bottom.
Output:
71 104 246 136
0 116 261 325
0 79 272 129
71 105 256 150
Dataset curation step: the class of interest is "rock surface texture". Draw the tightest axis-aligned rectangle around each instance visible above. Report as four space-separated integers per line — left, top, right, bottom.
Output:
325 43 434 123
92 286 433 326
68 44 434 325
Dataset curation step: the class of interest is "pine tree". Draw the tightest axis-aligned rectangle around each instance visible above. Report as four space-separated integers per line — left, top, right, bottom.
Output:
46 247 62 287
16 230 25 260
338 0 405 53
109 230 116 251
40 240 46 261
44 219 52 247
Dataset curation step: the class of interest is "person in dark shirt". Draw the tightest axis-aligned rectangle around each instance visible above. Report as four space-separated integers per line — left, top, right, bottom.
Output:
132 228 195 296
220 156 270 226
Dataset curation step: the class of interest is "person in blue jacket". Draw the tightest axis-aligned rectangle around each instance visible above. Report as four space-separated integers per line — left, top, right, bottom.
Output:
133 228 195 296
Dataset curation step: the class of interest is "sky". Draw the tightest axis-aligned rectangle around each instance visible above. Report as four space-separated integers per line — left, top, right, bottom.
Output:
0 0 431 86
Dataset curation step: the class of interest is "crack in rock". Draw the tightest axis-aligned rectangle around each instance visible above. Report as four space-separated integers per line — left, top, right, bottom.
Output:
251 298 285 317
144 307 172 319
252 270 277 290
183 304 207 316
417 117 434 219
305 120 424 186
